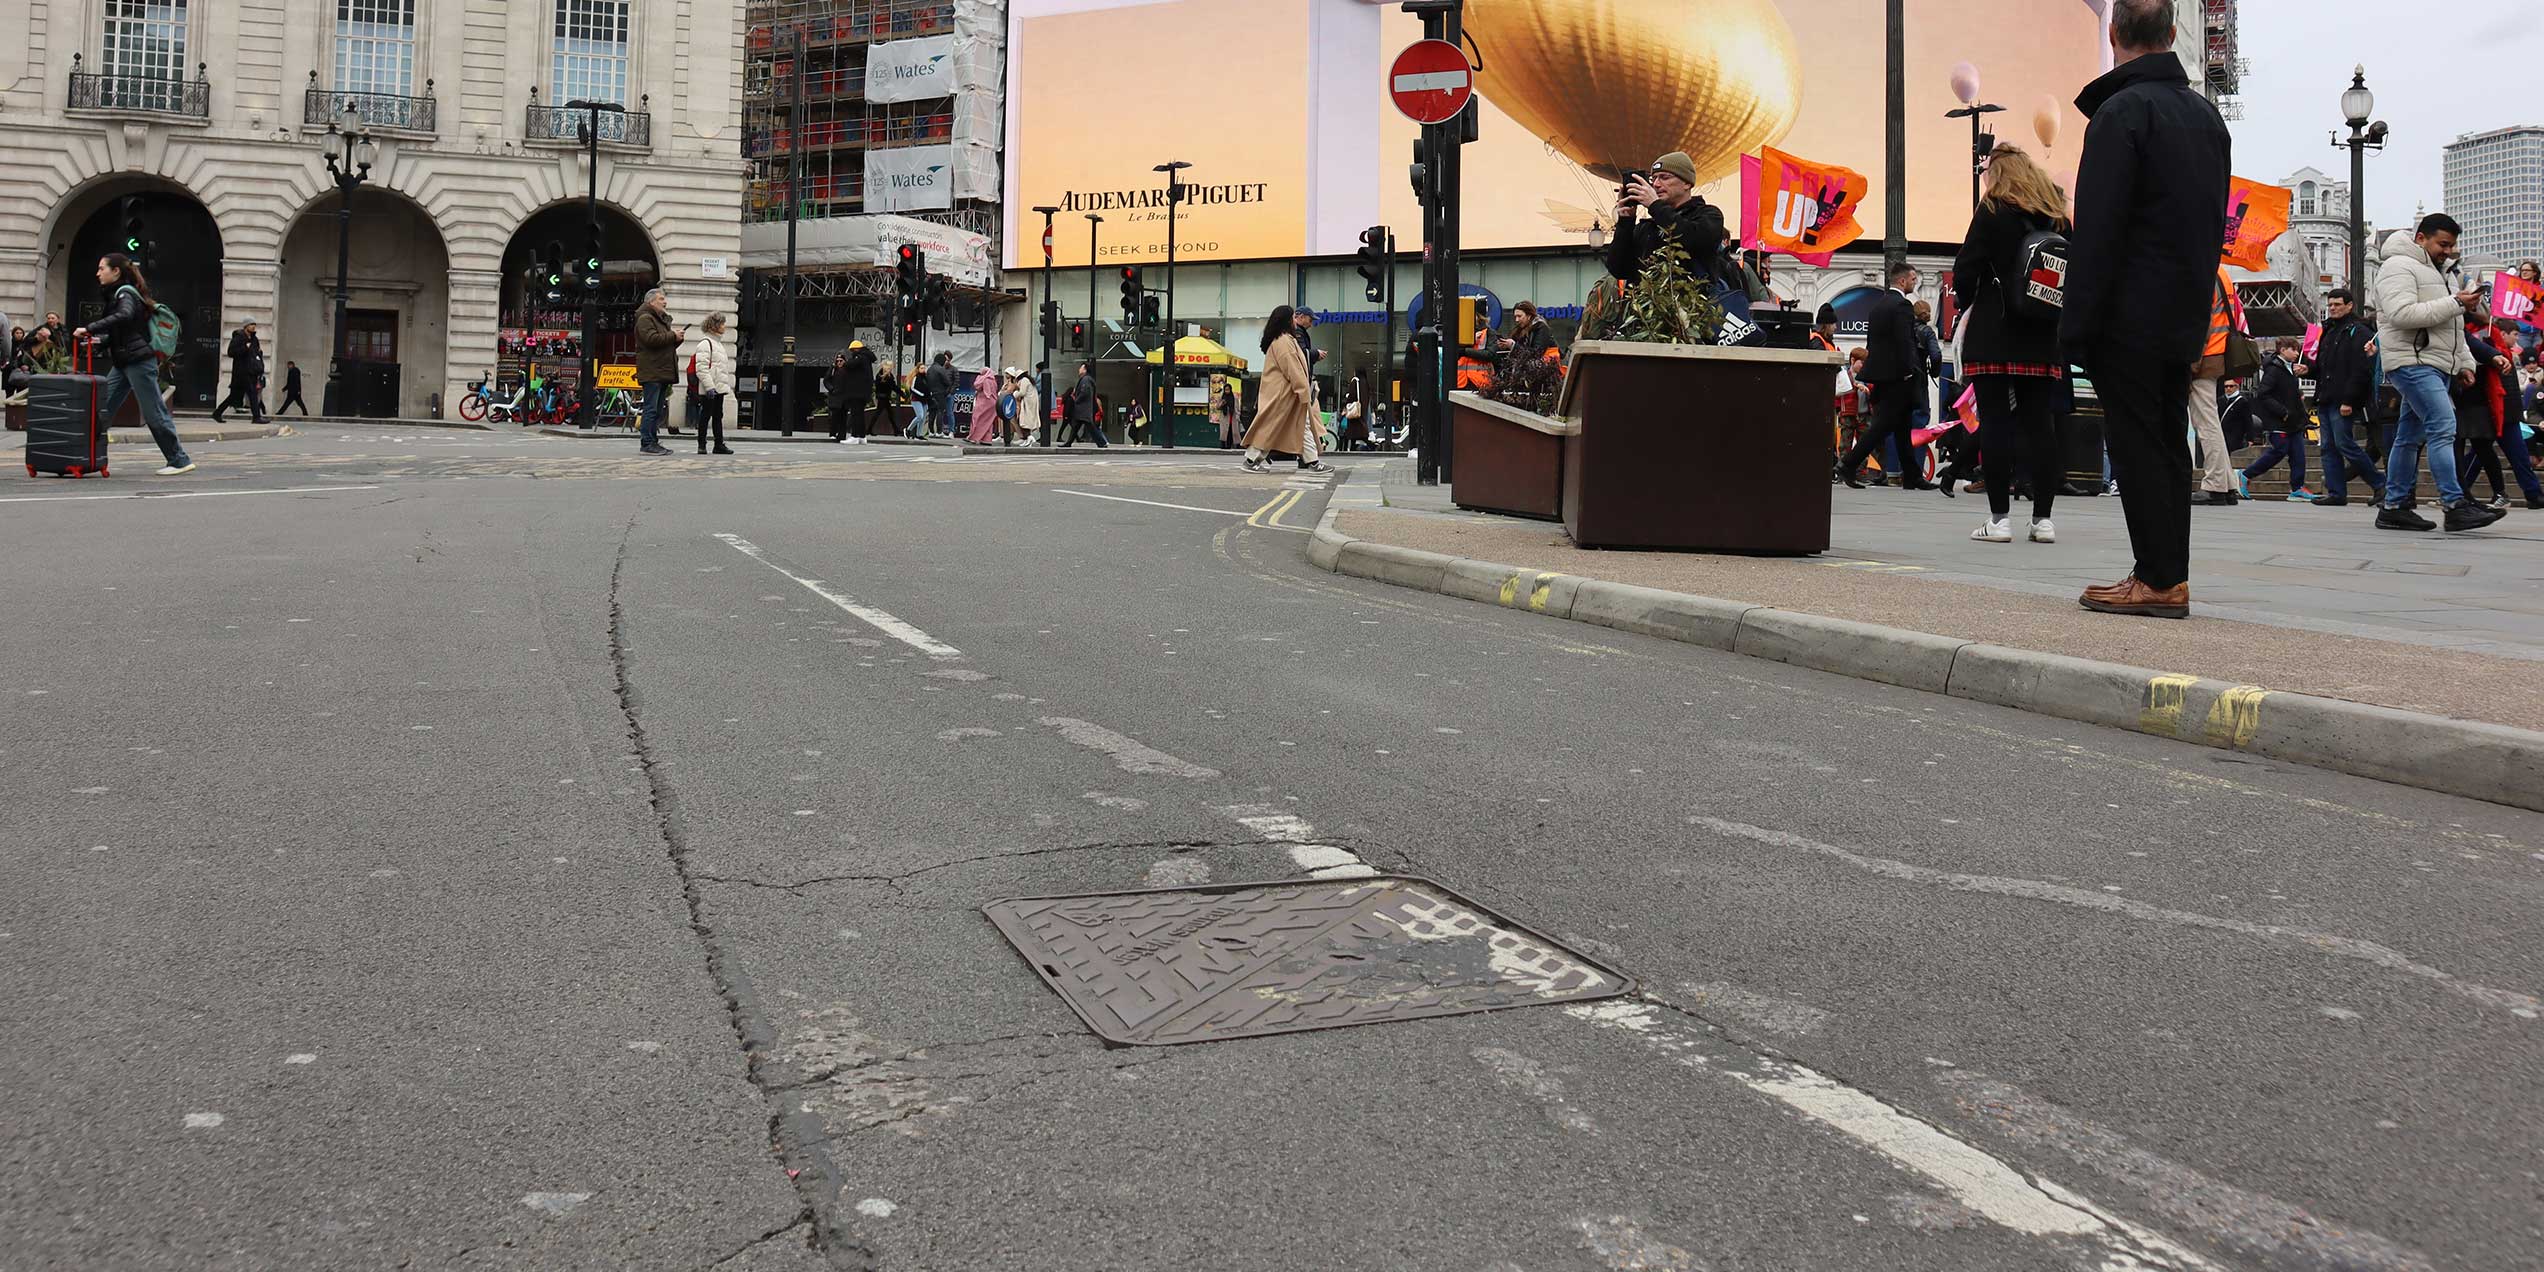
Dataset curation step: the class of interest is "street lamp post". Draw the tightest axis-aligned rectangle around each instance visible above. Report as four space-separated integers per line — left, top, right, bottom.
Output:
1945 101 2006 210
1152 160 1190 450
778 27 806 436
1085 213 1102 438
2336 66 2388 308
1882 0 1906 276
565 97 628 430
320 109 374 418
1032 205 1060 446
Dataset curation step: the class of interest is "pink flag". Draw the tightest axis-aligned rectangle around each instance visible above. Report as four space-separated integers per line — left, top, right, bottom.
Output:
1739 152 1840 267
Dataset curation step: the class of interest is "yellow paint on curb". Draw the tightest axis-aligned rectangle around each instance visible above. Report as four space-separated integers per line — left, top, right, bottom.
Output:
2140 674 2197 737
2204 685 2269 749
1500 571 1561 611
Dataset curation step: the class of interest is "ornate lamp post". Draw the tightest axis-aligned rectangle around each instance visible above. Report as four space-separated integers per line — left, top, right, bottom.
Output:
320 108 375 417
2335 67 2388 306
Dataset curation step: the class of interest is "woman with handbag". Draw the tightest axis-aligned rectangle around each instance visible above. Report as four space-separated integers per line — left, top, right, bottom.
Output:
689 315 735 454
1947 144 2070 543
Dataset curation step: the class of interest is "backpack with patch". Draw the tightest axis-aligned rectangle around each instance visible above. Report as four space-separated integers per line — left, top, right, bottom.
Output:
2006 228 2070 322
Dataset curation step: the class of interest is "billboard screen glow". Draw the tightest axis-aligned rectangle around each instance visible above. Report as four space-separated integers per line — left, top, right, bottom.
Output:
1004 0 2111 268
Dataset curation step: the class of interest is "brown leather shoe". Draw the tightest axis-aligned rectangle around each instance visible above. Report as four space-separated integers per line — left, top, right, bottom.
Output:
2080 575 2137 603
2081 577 2190 619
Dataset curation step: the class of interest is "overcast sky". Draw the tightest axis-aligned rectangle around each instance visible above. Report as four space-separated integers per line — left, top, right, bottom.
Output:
2224 0 2544 229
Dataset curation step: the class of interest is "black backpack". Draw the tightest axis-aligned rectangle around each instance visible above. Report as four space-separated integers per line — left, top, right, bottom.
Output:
2006 228 2070 322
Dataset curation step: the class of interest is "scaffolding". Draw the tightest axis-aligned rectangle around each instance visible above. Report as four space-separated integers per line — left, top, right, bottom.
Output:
741 0 987 226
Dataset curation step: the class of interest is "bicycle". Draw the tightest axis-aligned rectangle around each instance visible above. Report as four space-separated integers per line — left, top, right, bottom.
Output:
459 372 529 425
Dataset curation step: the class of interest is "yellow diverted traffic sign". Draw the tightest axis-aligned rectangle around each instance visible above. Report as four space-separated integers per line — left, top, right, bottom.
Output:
595 364 639 390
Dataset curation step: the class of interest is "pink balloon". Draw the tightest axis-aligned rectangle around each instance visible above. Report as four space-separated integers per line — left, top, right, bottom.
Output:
1950 62 1981 105
2033 99 2061 149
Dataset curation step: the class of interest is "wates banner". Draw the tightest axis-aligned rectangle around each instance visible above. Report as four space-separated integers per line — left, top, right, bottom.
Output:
867 36 958 104
866 144 956 213
2222 178 2291 271
1740 146 1868 266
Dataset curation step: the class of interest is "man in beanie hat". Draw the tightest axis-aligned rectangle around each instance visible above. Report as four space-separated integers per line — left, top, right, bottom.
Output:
1608 151 1730 289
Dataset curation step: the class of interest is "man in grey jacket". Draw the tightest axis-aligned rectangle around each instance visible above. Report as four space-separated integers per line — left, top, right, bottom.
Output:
2373 214 2507 533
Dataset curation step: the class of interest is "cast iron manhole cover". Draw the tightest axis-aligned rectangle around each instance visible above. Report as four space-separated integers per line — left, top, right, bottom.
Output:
984 875 1631 1046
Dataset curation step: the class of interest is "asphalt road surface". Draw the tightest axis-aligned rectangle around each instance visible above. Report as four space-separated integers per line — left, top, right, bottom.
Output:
4 428 2537 1272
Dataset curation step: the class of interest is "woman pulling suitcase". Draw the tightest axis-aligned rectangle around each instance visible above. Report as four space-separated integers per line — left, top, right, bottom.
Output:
71 253 194 476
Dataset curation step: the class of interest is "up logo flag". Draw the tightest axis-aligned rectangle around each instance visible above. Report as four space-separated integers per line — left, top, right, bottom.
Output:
1739 146 1869 267
2221 177 2291 271
2491 272 2543 325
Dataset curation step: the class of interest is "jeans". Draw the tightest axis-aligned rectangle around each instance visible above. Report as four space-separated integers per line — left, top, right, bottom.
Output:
2315 406 2384 497
2241 427 2307 488
639 380 670 448
95 356 191 467
2500 423 2544 502
2382 365 2465 508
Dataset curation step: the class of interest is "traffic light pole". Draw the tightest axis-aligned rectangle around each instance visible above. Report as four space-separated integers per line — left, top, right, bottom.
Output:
1381 229 1396 445
779 27 805 436
1154 161 1189 449
1086 215 1102 438
1033 206 1059 446
581 106 602 430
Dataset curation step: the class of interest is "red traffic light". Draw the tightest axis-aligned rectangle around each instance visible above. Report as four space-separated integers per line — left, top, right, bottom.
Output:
898 245 916 262
1119 267 1136 281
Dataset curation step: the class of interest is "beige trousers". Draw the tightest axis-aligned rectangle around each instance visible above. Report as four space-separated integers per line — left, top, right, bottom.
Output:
2188 373 2231 493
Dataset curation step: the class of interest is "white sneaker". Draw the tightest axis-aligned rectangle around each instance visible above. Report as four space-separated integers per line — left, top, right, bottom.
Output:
2029 517 2056 543
156 462 197 476
1971 518 2013 543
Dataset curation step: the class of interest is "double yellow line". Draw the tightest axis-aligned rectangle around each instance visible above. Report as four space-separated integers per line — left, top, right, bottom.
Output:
1248 489 1305 529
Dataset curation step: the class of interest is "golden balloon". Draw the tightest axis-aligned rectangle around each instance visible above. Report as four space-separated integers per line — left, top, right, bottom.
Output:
1465 0 1804 184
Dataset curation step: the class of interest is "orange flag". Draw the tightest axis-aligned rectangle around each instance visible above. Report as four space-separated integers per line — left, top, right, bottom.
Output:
1746 146 1869 265
2222 177 2291 271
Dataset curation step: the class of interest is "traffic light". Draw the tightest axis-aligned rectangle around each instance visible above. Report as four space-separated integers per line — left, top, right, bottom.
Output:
578 251 603 295
1040 300 1062 352
1118 266 1143 320
894 244 925 301
1068 320 1087 350
119 201 153 270
1409 138 1430 205
1355 226 1391 303
1139 293 1161 327
538 240 567 304
925 274 951 329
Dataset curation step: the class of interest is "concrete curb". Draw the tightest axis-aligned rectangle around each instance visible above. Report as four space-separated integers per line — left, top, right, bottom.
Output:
532 428 956 447
1310 468 2544 813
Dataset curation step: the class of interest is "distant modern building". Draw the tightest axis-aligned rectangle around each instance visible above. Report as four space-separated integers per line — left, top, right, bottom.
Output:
2443 125 2544 267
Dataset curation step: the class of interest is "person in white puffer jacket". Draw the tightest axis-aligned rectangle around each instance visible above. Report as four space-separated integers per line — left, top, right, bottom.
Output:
691 315 736 455
2372 215 2506 532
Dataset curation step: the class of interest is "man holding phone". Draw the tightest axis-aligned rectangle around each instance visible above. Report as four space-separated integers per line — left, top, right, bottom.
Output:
2372 213 2506 532
1607 152 1726 287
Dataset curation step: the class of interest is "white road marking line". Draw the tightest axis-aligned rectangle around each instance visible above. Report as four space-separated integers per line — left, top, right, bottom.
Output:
1220 805 1377 879
1567 1000 2226 1270
1688 815 2542 1017
0 483 381 505
714 533 961 659
1040 717 1221 779
1051 488 1247 517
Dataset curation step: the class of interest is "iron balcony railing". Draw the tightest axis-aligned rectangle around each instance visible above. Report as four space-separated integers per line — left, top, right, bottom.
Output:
525 101 652 147
306 83 437 134
68 69 210 118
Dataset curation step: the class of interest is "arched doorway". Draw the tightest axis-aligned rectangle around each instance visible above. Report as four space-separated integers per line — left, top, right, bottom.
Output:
56 187 224 409
281 189 452 419
496 204 660 411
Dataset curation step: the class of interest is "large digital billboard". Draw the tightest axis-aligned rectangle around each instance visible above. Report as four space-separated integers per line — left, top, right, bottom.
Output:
1004 0 2112 269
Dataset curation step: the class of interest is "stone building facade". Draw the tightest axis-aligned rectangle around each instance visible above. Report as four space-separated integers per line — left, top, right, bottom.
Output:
0 0 746 418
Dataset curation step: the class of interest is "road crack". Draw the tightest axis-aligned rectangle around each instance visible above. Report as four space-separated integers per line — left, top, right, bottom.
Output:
609 511 870 1271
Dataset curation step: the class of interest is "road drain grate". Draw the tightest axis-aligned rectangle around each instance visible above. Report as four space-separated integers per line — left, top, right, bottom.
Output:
983 876 1631 1046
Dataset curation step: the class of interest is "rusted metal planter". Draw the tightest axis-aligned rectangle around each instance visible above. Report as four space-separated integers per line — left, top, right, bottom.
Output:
1449 391 1574 521
1555 340 1843 554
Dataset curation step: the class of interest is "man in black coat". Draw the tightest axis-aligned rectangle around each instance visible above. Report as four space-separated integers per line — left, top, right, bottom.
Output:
279 361 309 415
211 321 267 424
1061 361 1105 448
2237 337 2312 496
2308 288 2385 503
1607 151 1729 287
1837 263 1933 489
829 342 875 442
2060 0 2230 618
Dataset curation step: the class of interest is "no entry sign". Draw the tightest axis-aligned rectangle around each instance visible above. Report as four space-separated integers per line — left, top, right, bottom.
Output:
1389 39 1472 125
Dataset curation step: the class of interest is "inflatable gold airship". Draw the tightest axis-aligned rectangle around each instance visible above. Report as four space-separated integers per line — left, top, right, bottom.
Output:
1465 0 1804 184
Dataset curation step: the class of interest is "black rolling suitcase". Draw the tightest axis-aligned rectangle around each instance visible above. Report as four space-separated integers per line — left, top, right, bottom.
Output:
26 343 110 479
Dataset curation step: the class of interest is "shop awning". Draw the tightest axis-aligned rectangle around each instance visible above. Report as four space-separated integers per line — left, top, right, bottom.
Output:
1144 335 1248 373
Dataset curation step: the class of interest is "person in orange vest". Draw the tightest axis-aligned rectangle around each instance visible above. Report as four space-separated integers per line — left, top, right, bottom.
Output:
2190 263 2246 505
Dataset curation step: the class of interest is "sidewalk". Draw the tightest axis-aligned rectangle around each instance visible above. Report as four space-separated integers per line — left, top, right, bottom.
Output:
1351 461 2543 733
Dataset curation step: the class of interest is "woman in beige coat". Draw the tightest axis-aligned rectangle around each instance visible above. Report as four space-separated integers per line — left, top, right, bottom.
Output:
1241 305 1330 473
